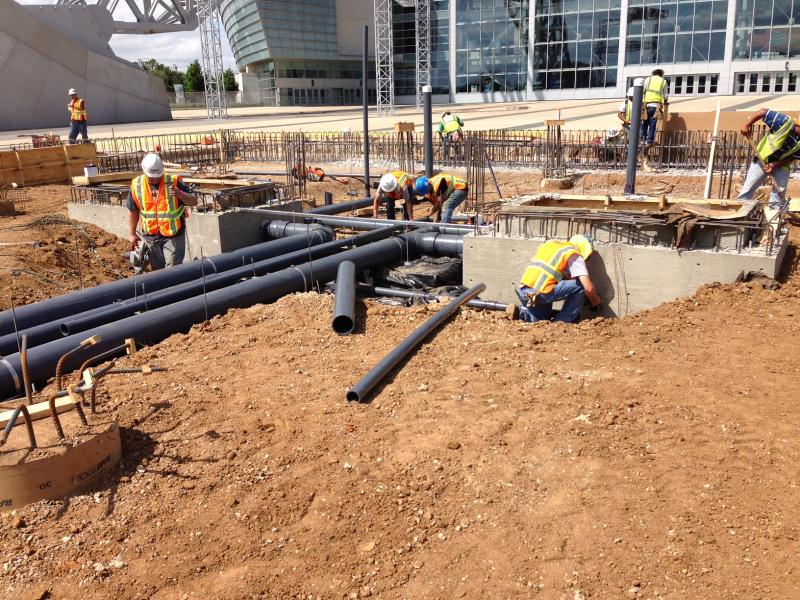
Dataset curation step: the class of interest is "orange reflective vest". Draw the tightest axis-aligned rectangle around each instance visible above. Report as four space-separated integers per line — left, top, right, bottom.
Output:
69 98 87 122
520 240 581 294
385 170 414 199
429 173 467 199
129 174 185 237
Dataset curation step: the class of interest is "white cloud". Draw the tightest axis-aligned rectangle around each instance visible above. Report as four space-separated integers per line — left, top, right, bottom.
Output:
109 25 237 71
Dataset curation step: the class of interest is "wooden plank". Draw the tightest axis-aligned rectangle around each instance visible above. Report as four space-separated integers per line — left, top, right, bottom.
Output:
0 397 75 429
0 144 97 186
72 170 140 185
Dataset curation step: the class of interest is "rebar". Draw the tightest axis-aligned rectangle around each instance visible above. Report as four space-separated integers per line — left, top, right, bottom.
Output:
0 403 37 448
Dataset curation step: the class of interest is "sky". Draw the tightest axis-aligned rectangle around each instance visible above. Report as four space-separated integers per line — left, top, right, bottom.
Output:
109 21 238 72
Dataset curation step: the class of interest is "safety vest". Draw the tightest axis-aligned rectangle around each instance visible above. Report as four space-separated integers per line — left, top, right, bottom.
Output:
756 115 800 163
70 98 87 122
129 174 185 237
429 173 467 199
624 99 633 122
643 76 666 104
440 113 462 134
519 240 581 294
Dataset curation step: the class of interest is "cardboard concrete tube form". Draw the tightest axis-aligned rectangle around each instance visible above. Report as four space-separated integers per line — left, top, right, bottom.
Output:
346 283 486 403
332 261 357 336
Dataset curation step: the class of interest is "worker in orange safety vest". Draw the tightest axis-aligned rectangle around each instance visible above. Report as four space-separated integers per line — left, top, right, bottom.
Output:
67 88 89 144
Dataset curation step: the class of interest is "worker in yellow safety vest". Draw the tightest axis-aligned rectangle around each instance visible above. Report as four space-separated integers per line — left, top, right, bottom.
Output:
641 69 669 147
67 88 89 144
617 87 634 133
517 234 602 323
438 111 465 160
373 170 418 220
738 108 800 216
127 153 198 270
414 173 468 223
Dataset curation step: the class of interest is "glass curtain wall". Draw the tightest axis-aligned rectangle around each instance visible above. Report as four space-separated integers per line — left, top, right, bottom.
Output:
455 0 530 93
531 0 622 91
625 0 727 65
734 0 800 60
393 0 450 96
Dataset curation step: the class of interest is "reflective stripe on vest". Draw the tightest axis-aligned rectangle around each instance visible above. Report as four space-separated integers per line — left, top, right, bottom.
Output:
441 113 462 134
756 115 800 163
429 173 468 199
386 170 412 199
70 99 87 122
643 76 666 104
519 241 581 294
129 174 185 237
624 99 632 122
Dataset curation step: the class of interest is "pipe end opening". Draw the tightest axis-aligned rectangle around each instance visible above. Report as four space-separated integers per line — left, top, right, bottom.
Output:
346 389 361 402
59 324 70 336
332 316 355 336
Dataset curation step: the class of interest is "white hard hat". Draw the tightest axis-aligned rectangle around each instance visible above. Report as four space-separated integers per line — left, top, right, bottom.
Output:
626 87 634 97
68 88 77 95
379 173 398 193
141 153 164 178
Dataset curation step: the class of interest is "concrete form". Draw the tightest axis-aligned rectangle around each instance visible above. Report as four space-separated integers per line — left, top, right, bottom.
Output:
68 201 302 260
0 0 170 131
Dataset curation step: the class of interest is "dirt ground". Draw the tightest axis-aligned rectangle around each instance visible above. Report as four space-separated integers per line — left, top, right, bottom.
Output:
1 170 799 599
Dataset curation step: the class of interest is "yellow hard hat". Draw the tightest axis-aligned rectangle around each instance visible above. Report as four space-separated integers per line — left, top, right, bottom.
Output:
569 234 593 259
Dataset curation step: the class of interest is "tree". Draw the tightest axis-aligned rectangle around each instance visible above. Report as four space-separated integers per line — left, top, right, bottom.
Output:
184 60 205 92
138 58 185 92
223 68 239 92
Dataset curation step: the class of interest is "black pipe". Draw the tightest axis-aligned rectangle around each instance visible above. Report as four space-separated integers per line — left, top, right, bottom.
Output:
624 80 644 195
357 285 508 312
346 283 486 403
423 85 433 178
324 192 333 206
332 261 357 335
0 233 436 399
0 232 335 338
251 209 478 235
260 221 334 241
362 24 371 197
58 227 404 338
411 232 464 258
308 197 374 215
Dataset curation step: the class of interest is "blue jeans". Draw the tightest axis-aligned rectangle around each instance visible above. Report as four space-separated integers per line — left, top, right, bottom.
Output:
69 120 88 143
517 280 586 324
441 188 467 223
736 160 790 209
641 106 658 145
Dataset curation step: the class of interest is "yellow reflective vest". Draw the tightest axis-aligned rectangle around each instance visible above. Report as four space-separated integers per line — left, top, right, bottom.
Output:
385 169 413 199
130 174 185 237
429 173 467 199
520 240 581 294
624 99 632 122
643 75 667 104
69 98 87 122
756 115 800 164
440 113 463 134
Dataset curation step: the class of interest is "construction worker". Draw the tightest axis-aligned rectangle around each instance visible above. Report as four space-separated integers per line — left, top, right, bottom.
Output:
641 69 669 147
617 87 634 133
127 153 198 270
67 88 89 144
738 108 800 213
414 173 468 223
516 234 601 324
292 163 326 182
374 171 417 220
438 111 465 159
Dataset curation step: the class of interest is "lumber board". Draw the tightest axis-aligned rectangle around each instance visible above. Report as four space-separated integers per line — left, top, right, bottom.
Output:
0 397 75 429
508 193 744 207
72 171 140 185
0 144 97 186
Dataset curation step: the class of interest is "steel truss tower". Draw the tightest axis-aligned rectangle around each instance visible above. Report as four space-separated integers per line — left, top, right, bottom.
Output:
374 0 395 115
197 0 228 119
415 0 431 110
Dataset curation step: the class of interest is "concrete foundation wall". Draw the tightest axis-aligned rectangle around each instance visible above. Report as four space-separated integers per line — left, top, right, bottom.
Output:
67 202 303 260
0 0 170 130
463 235 786 319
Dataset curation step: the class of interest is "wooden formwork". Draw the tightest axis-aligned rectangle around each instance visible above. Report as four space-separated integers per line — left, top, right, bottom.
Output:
0 144 98 186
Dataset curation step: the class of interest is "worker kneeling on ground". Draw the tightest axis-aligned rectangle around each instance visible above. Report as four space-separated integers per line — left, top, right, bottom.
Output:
415 173 468 223
517 234 601 324
738 108 800 215
128 153 198 270
374 171 418 220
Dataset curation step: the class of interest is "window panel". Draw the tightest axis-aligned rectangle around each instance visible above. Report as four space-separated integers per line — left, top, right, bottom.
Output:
675 32 692 61
677 2 693 31
711 1 728 29
770 27 790 57
642 35 658 63
660 3 677 33
774 0 792 26
658 34 675 62
753 1 772 26
710 31 726 60
626 36 642 64
692 32 710 61
694 2 712 30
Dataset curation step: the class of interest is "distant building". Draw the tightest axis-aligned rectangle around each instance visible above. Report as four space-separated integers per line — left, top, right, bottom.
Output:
221 0 800 106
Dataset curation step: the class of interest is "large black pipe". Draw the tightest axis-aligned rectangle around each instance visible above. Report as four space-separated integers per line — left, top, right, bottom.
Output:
308 197 375 215
346 283 486 403
57 228 401 338
624 79 644 195
332 261 357 335
0 232 335 339
0 233 438 399
357 285 508 312
362 24 371 198
261 221 335 240
253 209 477 235
423 85 433 178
